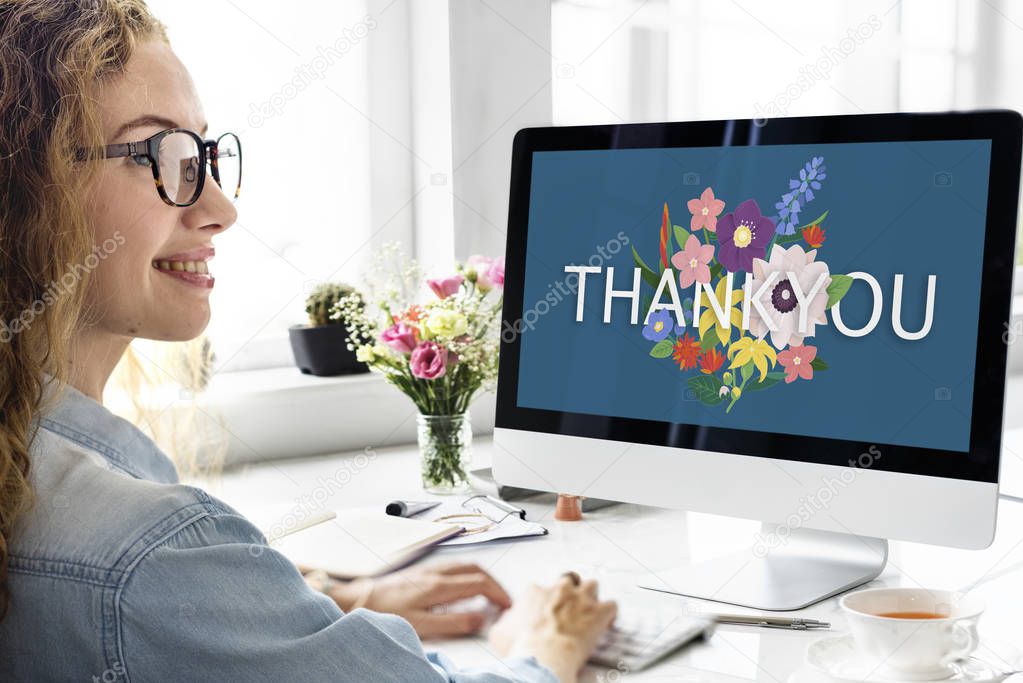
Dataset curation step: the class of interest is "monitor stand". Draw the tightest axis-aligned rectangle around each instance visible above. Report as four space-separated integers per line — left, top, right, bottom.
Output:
637 525 888 611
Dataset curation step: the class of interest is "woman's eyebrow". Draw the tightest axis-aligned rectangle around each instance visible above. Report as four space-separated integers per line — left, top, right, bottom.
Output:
111 114 209 140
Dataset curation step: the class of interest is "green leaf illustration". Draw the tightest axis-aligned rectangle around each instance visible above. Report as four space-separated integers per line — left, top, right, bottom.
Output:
744 370 786 392
673 224 689 252
811 357 828 371
740 360 754 384
700 326 719 351
650 339 674 358
795 209 829 231
632 246 661 289
771 210 829 252
688 374 724 406
826 274 853 309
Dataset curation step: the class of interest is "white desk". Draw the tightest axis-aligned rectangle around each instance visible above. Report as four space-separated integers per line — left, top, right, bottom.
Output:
209 438 1023 682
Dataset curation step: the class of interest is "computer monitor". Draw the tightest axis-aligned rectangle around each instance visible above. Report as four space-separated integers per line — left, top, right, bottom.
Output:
493 111 1021 610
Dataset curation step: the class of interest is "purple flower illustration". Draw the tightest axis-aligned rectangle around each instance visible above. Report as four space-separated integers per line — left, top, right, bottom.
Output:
643 309 673 342
716 199 774 273
774 156 826 235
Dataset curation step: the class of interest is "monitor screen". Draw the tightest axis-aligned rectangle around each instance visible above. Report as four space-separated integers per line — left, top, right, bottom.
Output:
514 139 992 454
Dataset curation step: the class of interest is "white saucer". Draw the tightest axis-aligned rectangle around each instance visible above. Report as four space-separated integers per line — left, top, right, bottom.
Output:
804 635 1008 683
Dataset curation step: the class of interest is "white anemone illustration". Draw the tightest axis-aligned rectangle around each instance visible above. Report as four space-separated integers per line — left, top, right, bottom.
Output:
748 244 831 349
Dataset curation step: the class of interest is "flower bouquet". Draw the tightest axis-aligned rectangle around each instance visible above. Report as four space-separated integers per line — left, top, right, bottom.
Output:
334 244 504 492
632 155 853 412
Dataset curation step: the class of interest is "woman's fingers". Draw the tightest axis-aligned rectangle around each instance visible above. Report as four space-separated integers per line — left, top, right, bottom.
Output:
433 561 488 576
409 610 487 639
597 599 618 626
418 572 512 609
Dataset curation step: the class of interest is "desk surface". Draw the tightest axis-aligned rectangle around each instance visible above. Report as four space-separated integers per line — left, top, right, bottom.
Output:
209 437 1023 682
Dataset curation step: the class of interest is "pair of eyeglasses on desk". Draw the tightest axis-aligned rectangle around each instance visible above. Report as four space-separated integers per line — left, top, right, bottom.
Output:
431 495 526 536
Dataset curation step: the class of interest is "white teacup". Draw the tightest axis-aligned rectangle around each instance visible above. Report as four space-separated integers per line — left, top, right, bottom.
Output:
839 588 982 681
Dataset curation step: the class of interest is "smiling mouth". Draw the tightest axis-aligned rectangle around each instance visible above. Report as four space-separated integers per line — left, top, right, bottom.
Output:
152 259 209 274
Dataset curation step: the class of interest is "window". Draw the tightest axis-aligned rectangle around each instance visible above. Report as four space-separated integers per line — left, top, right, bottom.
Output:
551 0 1023 265
148 0 413 372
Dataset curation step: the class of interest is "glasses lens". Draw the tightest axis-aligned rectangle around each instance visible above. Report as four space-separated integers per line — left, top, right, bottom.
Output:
213 133 241 201
157 131 203 205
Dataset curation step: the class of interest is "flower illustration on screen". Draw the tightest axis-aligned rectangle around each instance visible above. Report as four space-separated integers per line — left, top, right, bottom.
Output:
642 309 674 342
631 155 851 413
715 199 774 273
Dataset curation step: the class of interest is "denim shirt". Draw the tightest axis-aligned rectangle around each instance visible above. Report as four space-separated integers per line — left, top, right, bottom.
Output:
0 382 556 683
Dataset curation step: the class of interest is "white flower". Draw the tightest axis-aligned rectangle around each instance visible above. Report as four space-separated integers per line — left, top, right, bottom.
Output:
748 244 831 350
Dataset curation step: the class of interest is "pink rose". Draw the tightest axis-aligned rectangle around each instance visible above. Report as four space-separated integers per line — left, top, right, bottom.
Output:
427 274 463 300
487 257 505 287
380 322 417 354
409 341 448 380
468 254 505 291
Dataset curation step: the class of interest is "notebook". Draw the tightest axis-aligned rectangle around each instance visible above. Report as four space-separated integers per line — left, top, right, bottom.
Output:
248 505 463 579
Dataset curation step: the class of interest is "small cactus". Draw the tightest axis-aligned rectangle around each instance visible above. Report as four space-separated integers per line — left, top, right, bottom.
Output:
305 282 356 327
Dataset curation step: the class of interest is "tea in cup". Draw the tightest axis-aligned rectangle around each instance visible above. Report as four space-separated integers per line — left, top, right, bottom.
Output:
839 588 982 680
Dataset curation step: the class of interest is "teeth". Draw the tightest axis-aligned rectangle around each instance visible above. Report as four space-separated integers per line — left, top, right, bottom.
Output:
152 260 210 275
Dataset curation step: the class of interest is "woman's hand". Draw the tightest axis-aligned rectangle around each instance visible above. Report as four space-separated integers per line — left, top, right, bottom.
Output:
326 562 512 639
488 572 617 683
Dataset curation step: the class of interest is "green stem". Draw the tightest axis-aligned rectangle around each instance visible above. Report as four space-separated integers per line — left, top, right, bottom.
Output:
420 414 470 490
724 375 751 414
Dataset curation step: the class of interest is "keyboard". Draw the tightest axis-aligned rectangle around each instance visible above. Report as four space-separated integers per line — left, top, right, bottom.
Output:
589 609 715 671
445 595 714 672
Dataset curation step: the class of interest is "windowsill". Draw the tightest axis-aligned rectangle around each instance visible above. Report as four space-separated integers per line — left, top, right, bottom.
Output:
195 366 496 467
205 366 384 399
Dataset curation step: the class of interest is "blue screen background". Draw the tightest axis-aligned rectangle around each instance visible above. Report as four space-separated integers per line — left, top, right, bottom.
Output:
516 140 992 452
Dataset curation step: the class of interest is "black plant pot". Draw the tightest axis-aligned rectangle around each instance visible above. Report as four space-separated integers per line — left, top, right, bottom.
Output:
288 324 369 377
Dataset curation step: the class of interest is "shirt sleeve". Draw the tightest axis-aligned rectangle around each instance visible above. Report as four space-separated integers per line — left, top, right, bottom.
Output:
117 507 558 683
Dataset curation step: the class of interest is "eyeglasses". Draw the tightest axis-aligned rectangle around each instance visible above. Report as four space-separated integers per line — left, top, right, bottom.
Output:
80 128 242 207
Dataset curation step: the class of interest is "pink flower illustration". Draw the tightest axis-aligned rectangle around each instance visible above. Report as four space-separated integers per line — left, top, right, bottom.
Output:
380 322 417 354
778 344 816 383
427 274 463 299
410 341 448 379
670 233 714 288
687 187 726 232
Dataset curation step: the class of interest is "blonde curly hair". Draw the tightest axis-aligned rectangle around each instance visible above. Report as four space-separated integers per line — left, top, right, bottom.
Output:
0 0 168 619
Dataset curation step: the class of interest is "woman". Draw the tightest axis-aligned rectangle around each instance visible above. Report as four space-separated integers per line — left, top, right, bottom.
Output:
0 2 616 681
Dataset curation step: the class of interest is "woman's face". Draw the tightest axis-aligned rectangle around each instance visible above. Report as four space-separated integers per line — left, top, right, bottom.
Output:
85 39 236 342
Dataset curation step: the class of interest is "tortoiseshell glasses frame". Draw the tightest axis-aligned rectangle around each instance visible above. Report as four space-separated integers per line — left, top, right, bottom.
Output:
79 128 242 207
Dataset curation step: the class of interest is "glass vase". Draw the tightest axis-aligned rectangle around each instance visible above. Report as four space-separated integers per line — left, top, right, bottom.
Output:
417 412 472 494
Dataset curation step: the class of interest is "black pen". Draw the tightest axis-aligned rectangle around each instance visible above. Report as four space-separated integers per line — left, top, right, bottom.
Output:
385 500 441 518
